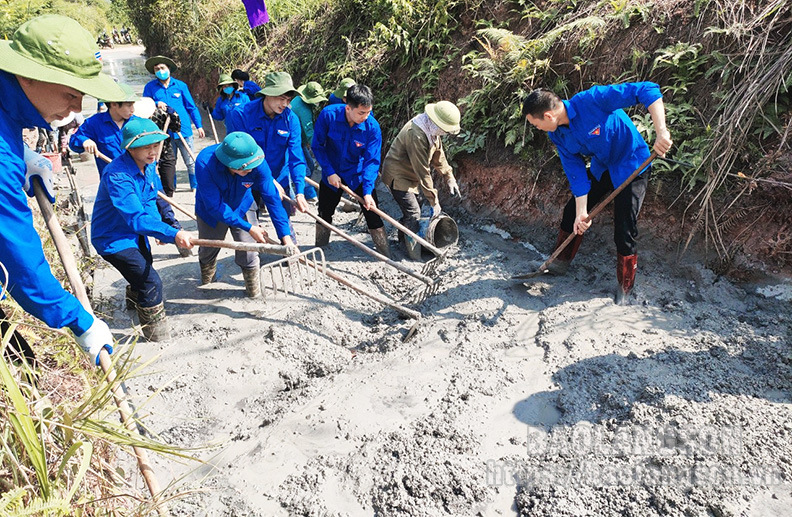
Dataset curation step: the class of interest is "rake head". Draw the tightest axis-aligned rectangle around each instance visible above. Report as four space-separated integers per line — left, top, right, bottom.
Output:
259 247 327 298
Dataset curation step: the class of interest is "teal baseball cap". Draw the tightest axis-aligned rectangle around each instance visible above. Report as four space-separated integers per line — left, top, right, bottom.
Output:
215 132 265 170
122 118 168 149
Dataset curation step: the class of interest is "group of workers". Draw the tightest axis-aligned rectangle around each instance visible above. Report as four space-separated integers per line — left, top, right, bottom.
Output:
1 14 671 369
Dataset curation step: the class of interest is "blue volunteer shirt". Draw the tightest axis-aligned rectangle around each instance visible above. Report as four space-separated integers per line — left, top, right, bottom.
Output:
69 112 138 176
91 152 179 256
194 146 291 239
242 80 261 99
312 103 382 195
0 71 94 334
212 91 250 121
548 82 662 197
143 77 202 139
226 99 307 195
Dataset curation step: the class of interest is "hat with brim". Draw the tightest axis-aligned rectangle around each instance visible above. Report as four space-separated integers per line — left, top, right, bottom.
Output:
102 82 140 103
215 132 265 170
297 81 328 105
0 14 125 102
332 77 356 99
425 101 462 134
145 55 178 74
133 97 156 119
255 71 299 98
218 73 235 88
122 118 168 149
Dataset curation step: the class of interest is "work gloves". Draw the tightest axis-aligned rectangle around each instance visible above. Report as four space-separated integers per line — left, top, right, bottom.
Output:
23 147 56 203
447 176 461 198
74 317 114 367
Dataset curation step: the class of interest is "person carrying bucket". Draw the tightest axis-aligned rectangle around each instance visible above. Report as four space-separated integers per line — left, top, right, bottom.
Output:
0 14 121 366
91 118 194 341
194 132 296 297
212 73 249 123
381 101 462 259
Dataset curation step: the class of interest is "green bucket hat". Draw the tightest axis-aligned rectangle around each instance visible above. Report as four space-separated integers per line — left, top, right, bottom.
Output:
102 82 140 103
425 101 461 134
217 73 235 88
297 81 328 105
144 55 178 74
256 71 299 98
215 132 265 170
0 14 124 102
122 118 168 150
332 77 356 99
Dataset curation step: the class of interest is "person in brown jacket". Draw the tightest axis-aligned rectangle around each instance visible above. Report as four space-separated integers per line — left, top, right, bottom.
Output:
382 101 461 259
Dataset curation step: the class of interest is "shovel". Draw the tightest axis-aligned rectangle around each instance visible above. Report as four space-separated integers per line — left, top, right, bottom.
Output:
512 152 657 280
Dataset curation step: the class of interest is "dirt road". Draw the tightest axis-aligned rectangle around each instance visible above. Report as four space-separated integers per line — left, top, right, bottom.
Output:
72 46 792 516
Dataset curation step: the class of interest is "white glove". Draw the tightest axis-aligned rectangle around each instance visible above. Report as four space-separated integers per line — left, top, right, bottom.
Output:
447 176 461 197
74 317 114 366
431 203 442 218
23 147 56 203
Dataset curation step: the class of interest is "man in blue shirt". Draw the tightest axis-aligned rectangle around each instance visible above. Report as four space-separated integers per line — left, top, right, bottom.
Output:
69 82 137 177
327 77 355 105
522 82 672 304
312 84 389 257
0 15 119 367
92 118 194 341
212 73 250 123
226 71 309 231
143 55 205 190
232 69 261 99
195 132 295 297
291 81 328 203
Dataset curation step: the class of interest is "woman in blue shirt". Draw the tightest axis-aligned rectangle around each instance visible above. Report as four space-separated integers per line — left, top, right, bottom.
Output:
212 73 250 123
92 118 194 340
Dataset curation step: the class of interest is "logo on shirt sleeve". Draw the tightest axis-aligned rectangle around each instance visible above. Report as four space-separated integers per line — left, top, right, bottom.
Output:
277 129 289 136
588 125 601 136
354 140 364 148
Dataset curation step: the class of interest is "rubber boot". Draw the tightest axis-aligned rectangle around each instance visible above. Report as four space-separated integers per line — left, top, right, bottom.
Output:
125 285 138 311
242 267 261 298
404 235 422 260
615 254 637 305
137 303 171 341
315 222 331 247
526 229 584 276
369 227 392 259
200 260 217 285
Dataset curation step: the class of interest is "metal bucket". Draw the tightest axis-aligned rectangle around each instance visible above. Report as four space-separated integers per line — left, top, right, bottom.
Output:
418 214 459 248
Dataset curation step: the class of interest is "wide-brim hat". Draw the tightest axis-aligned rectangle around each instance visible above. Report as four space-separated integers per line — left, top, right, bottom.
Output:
145 55 178 74
0 14 125 102
133 97 156 119
297 81 328 105
122 118 168 149
102 82 139 103
215 132 265 170
218 73 235 88
425 101 461 134
256 71 298 98
332 77 356 99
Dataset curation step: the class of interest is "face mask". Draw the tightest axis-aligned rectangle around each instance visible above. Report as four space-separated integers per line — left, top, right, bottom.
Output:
222 86 235 95
155 69 170 81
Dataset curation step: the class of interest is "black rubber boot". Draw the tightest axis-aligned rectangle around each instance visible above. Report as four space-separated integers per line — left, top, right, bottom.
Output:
369 227 392 259
242 267 261 298
200 260 217 285
125 285 138 311
315 222 331 247
137 303 171 342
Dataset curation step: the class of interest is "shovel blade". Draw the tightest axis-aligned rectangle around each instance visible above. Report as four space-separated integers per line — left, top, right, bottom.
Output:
511 269 547 280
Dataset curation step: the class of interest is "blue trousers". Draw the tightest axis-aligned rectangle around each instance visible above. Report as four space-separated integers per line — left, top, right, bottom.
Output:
171 135 197 189
102 237 163 307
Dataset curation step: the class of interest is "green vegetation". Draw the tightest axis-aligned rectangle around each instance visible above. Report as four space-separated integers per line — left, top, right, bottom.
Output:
0 0 126 38
121 0 790 261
